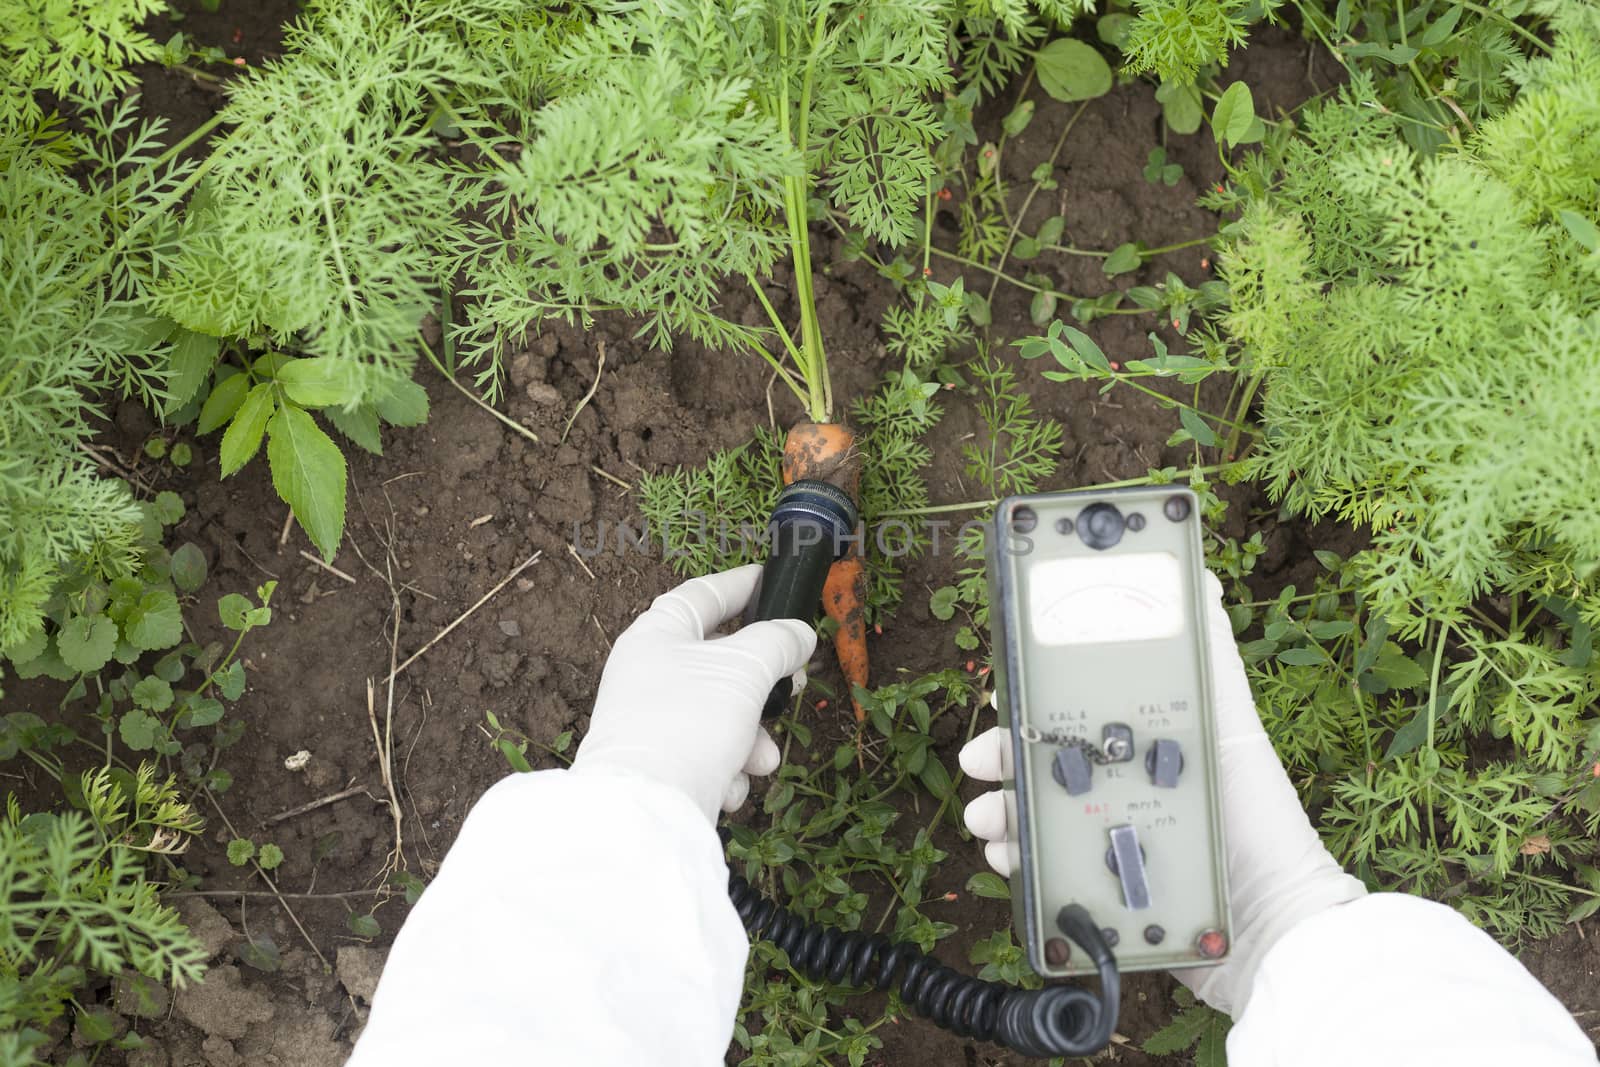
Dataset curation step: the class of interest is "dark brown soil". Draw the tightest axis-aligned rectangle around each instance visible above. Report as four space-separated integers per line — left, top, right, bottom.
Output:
45 5 1595 1065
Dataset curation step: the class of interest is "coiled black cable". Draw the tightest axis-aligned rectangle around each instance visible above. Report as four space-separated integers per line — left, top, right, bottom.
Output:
728 867 1120 1059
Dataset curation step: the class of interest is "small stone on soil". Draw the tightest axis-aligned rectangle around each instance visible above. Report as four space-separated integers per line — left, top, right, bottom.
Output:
115 971 172 1018
336 945 385 1003
175 965 274 1040
176 898 237 960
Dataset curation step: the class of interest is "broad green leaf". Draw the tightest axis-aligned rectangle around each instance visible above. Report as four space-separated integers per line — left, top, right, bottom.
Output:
1035 216 1065 246
227 838 255 866
964 290 992 328
183 696 225 728
1417 5 1464 46
375 379 429 426
124 590 182 651
119 710 160 752
1361 643 1429 693
131 676 174 711
151 491 184 526
276 357 356 408
1178 406 1219 446
1212 81 1257 149
198 373 249 434
266 405 347 560
258 843 284 870
218 593 252 631
1569 896 1600 924
1096 12 1133 45
214 660 246 700
1029 289 1058 327
1059 325 1110 371
165 330 221 414
497 739 533 773
1384 707 1433 761
1275 646 1324 666
966 872 1011 900
1001 99 1034 135
1559 210 1599 252
57 616 117 673
1103 242 1142 276
929 587 958 621
220 383 274 476
170 543 207 592
348 913 381 938
326 404 383 455
1034 39 1112 103
238 936 281 973
1158 80 1203 135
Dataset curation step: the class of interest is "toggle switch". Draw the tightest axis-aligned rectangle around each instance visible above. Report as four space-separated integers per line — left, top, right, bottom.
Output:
1101 723 1134 762
1146 739 1183 788
1052 745 1093 796
1106 824 1151 910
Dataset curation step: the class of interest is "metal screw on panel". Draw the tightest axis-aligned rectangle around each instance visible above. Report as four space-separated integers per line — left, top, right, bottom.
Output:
1011 506 1038 533
1100 928 1120 948
1044 937 1072 967
1196 929 1228 959
1126 512 1147 531
1054 516 1074 535
1103 736 1131 761
1143 924 1166 945
1163 495 1192 522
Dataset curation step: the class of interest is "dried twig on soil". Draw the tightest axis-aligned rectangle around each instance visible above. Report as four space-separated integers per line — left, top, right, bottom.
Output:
366 676 403 876
566 542 596 581
172 889 380 901
590 465 631 491
78 442 153 494
202 789 331 970
263 782 367 826
278 509 295 549
386 550 542 683
421 347 541 444
298 549 357 585
561 337 607 444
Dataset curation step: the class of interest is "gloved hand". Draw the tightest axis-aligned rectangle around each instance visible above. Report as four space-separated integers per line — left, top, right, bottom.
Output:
571 565 816 824
958 571 1367 1016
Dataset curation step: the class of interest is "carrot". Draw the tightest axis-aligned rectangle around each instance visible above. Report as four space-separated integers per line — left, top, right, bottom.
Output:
822 553 869 722
782 421 869 723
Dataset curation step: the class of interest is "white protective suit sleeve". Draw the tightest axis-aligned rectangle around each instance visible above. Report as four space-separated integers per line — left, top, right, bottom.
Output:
347 767 743 1067
1229 892 1597 1066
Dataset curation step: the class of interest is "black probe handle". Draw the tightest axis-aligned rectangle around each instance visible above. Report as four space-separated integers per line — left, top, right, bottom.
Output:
751 519 837 720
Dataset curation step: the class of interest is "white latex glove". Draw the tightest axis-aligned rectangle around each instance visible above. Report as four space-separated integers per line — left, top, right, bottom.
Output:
571 564 816 823
959 571 1367 1016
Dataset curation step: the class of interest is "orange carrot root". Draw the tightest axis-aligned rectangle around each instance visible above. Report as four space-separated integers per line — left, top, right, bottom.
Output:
781 421 862 497
782 421 869 722
823 554 869 723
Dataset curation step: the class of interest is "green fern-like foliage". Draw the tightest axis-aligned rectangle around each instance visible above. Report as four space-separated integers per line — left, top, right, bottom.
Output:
0 768 205 1061
0 101 196 645
1120 0 1252 84
0 0 168 125
1223 13 1600 621
1217 8 1600 937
